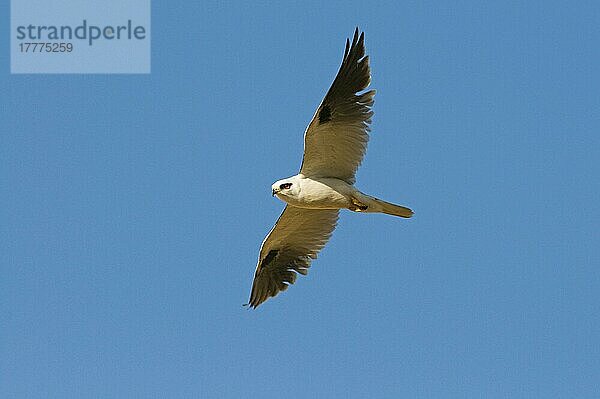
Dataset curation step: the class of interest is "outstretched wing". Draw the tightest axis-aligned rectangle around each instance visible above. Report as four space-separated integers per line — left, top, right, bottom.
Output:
300 28 375 184
248 206 339 308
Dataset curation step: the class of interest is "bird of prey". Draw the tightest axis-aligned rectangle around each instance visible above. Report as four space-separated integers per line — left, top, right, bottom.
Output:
247 28 413 308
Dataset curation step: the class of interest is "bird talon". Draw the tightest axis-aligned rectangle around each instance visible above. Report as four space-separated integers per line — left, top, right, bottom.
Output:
350 197 368 212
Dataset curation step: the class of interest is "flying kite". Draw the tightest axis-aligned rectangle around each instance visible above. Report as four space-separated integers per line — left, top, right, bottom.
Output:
248 28 413 308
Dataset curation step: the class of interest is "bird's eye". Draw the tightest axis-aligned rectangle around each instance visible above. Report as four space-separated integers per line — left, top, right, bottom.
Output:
280 183 292 190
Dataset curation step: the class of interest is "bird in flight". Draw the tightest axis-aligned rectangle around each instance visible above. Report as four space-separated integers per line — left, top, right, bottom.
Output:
247 28 413 308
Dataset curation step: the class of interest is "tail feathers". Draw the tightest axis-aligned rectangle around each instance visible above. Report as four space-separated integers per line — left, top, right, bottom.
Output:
372 198 414 218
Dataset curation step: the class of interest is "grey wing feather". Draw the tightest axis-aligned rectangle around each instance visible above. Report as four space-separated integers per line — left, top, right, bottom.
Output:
248 206 339 308
300 28 375 184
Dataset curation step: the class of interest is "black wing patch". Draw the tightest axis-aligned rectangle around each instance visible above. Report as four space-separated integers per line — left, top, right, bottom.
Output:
261 249 279 268
318 104 332 124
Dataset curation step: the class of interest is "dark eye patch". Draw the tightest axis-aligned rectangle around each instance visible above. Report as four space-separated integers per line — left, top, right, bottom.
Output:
280 183 292 190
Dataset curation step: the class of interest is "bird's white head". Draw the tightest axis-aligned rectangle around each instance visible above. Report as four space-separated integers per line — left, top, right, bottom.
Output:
272 176 300 199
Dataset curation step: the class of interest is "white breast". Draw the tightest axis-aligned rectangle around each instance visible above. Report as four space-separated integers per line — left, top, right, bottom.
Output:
284 176 353 209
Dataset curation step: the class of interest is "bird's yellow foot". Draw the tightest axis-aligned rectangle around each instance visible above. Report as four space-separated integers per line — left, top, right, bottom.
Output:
349 197 369 212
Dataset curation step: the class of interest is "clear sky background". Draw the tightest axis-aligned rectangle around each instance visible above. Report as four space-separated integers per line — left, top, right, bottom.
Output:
2 1 599 398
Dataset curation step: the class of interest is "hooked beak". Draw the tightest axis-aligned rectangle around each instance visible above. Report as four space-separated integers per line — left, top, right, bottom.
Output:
272 188 277 196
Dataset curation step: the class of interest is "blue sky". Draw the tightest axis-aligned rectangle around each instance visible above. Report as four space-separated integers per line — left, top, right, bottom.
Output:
2 1 599 398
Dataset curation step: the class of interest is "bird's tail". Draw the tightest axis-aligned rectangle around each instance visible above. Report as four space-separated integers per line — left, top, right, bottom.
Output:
354 193 414 218
373 198 413 218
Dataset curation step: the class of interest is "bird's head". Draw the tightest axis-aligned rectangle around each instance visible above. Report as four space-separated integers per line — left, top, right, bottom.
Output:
272 178 299 199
